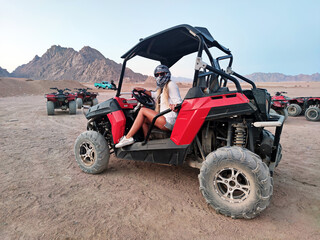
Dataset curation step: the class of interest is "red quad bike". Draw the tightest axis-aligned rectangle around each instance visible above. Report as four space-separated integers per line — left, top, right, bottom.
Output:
74 88 99 109
287 96 320 121
45 87 76 115
304 97 320 121
74 25 284 219
287 97 308 117
271 91 289 121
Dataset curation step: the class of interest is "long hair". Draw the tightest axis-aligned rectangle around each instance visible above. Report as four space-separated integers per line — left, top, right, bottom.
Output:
155 80 170 113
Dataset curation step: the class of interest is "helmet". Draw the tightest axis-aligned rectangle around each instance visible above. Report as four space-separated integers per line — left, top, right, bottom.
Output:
154 65 171 88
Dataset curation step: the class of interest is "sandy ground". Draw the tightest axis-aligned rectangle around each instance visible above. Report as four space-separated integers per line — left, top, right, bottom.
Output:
0 78 320 239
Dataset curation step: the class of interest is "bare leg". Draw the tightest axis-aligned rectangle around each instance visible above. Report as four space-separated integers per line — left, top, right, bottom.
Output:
126 107 168 139
142 120 149 137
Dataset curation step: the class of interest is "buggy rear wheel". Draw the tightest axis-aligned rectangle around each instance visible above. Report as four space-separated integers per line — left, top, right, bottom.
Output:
199 147 273 219
74 131 110 174
287 104 302 116
47 101 54 115
305 107 320 121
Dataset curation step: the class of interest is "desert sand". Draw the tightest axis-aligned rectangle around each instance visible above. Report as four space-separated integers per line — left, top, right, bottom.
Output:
0 78 319 239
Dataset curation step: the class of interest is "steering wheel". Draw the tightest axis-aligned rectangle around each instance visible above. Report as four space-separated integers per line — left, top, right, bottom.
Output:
132 89 155 109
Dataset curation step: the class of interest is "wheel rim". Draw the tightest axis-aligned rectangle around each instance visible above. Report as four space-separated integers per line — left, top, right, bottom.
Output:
79 142 96 166
288 106 296 114
307 109 317 119
213 168 251 203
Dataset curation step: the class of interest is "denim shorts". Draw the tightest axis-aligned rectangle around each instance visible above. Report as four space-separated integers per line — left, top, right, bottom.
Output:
164 121 174 130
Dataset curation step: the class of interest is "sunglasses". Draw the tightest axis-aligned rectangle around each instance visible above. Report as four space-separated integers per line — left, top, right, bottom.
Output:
155 72 166 77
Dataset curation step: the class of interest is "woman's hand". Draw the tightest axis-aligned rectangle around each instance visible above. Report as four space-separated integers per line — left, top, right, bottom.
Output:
169 104 178 112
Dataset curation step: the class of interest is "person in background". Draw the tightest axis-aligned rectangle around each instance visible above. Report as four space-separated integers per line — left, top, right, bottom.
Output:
115 65 182 148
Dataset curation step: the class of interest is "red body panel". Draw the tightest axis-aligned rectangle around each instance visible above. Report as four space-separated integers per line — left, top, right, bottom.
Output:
272 95 288 108
115 96 138 109
170 93 250 145
107 110 126 144
45 93 76 102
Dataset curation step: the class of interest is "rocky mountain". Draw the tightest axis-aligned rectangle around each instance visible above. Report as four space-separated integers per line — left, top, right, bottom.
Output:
244 72 320 82
11 45 148 82
0 67 10 77
172 72 320 83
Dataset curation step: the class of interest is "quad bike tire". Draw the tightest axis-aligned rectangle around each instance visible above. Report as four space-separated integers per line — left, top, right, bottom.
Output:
69 100 76 115
74 131 110 174
47 101 55 115
287 104 302 117
92 98 98 106
199 146 273 219
305 107 320 121
76 98 83 109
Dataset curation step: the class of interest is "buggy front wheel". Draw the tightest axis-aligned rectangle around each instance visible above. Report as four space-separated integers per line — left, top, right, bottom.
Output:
199 147 273 219
74 131 110 174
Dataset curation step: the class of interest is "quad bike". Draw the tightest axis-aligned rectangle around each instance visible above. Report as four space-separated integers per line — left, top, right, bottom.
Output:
45 88 76 115
74 88 99 109
74 25 284 219
287 97 308 117
304 97 320 121
271 91 289 121
287 96 320 121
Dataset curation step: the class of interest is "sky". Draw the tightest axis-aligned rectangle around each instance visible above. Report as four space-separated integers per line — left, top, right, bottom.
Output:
0 0 319 79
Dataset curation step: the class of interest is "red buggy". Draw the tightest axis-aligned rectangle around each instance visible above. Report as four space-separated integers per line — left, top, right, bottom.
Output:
74 25 284 219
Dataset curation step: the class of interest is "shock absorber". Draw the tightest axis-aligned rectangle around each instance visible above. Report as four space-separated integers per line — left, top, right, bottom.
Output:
233 123 247 147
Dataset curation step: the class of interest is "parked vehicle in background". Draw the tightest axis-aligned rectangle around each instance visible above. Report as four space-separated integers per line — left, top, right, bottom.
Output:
94 80 117 90
45 88 76 115
304 97 320 121
287 97 308 117
271 91 289 120
287 96 320 121
74 88 98 109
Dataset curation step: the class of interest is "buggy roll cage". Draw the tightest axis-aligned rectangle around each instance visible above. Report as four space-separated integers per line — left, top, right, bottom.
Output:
116 24 256 97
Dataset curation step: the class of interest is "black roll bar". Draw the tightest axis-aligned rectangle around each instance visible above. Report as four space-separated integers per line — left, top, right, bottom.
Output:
192 35 204 88
232 71 256 89
205 65 243 93
142 104 182 145
216 54 233 68
116 59 127 97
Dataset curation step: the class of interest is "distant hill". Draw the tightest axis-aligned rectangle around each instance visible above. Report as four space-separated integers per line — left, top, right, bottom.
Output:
244 72 320 82
10 45 148 82
0 67 10 77
173 72 320 83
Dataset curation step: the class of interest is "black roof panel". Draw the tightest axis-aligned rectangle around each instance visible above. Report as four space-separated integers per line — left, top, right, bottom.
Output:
121 24 230 68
